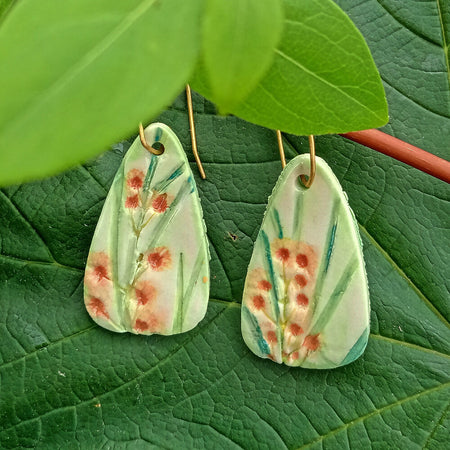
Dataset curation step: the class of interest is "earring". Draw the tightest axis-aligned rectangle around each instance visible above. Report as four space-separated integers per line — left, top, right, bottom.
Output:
84 86 210 336
241 132 370 369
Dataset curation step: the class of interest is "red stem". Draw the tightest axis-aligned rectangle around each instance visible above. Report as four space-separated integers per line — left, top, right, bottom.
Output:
340 129 450 184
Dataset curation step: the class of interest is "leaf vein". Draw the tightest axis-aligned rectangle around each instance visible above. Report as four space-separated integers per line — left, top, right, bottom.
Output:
381 75 450 118
296 382 450 449
422 403 449 449
374 0 442 48
0 304 229 434
274 49 385 122
359 225 450 329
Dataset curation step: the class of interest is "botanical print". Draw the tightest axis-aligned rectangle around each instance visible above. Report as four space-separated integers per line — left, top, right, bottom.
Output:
84 124 209 335
242 155 370 369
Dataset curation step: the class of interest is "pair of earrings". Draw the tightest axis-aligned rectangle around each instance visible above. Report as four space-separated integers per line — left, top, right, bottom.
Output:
84 88 370 370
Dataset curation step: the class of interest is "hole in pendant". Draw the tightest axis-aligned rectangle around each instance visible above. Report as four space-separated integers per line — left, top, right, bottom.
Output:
152 141 165 155
296 175 309 190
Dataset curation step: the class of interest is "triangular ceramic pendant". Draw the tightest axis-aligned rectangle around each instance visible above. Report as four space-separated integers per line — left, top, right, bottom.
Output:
84 123 210 335
242 155 370 368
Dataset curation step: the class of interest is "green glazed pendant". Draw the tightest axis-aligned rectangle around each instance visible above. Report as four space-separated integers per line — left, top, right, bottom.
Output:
84 123 210 335
242 155 370 369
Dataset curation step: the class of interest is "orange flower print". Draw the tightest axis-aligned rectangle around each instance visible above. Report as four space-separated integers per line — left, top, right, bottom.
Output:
134 319 149 332
252 295 265 311
271 238 296 267
134 315 160 333
147 247 171 271
289 323 303 336
303 334 320 351
294 274 307 288
275 247 290 262
134 281 157 306
126 169 145 190
89 297 109 320
296 253 308 268
87 252 110 280
296 293 309 307
125 194 139 209
84 252 113 300
257 280 272 291
152 193 169 213
267 330 278 344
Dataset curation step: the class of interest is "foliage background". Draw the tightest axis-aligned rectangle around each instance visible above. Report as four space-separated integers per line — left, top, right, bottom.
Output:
0 0 449 448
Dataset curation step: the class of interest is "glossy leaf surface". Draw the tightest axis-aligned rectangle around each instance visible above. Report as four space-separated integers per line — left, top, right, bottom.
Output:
0 0 449 447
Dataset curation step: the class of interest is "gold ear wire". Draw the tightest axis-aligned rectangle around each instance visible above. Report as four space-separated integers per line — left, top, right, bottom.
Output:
300 135 316 188
276 130 286 169
276 130 316 188
186 84 206 179
139 123 165 155
139 85 206 178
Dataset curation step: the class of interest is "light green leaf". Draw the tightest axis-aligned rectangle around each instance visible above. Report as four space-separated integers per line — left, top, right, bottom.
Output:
1 0 449 448
0 0 202 186
0 0 15 20
201 0 283 113
192 0 389 135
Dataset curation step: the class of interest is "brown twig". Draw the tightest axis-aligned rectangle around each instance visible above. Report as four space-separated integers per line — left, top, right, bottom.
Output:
340 129 450 184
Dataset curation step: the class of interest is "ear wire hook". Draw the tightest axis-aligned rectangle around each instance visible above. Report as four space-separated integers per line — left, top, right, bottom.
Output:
300 135 316 188
276 130 316 188
139 123 165 155
139 85 206 178
186 84 206 179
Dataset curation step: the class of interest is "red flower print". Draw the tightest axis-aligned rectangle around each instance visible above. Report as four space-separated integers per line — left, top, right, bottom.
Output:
85 252 112 298
152 193 169 213
147 315 160 332
134 319 149 332
147 247 171 271
289 323 303 336
89 297 109 320
87 252 110 282
275 247 290 262
125 194 139 209
303 334 320 351
252 295 265 310
296 293 309 307
134 315 160 333
257 280 272 291
291 351 299 360
93 265 108 281
295 274 307 287
134 281 157 306
126 169 145 190
296 253 308 268
267 330 278 344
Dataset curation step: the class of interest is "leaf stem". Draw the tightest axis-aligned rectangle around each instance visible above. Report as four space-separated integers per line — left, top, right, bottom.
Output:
340 129 450 183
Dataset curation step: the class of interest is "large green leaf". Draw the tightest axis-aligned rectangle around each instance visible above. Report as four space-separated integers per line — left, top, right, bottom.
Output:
192 0 389 135
1 1 449 448
0 0 202 186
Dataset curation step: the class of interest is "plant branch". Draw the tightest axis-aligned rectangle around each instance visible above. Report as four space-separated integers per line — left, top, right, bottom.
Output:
340 129 450 184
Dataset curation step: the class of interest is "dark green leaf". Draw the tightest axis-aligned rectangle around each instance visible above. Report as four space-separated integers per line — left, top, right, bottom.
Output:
1 0 449 447
0 0 202 186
